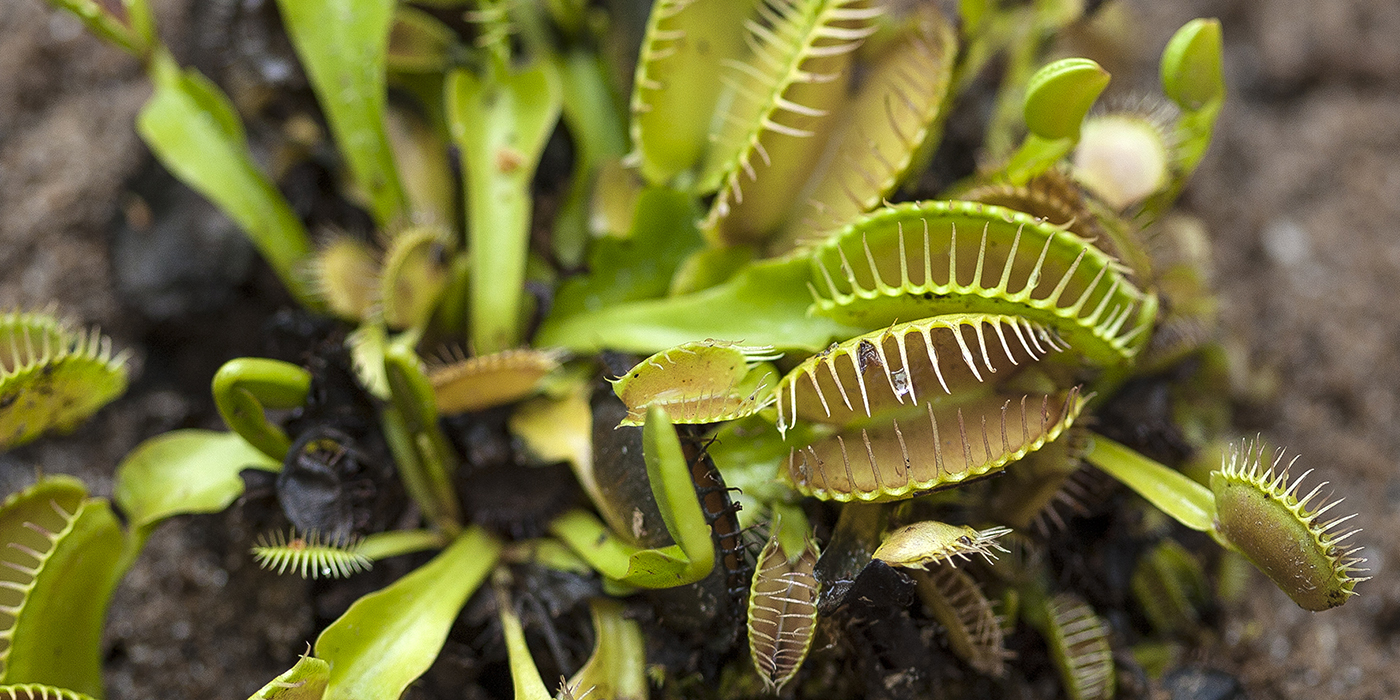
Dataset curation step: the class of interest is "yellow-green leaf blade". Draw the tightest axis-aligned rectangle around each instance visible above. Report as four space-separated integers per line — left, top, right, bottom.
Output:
137 51 317 307
114 429 280 539
315 527 501 700
274 0 406 226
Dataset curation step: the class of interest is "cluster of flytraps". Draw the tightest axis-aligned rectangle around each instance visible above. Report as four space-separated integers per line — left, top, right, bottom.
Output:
0 0 1371 699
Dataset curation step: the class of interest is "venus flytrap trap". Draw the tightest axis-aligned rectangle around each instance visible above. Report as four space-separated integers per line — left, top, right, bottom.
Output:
0 310 128 451
18 1 1375 698
911 563 1009 678
610 341 781 426
746 530 819 694
0 686 98 700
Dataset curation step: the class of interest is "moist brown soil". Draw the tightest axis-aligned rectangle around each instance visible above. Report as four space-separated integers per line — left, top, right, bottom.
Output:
2 0 1398 697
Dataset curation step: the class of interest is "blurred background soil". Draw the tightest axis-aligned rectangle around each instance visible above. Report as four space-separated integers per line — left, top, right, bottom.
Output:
1 0 1397 697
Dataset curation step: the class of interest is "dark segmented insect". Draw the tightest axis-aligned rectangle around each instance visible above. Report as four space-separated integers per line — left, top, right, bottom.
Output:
679 428 751 599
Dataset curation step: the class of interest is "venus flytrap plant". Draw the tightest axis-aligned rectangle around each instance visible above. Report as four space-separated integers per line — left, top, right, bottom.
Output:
427 347 563 414
0 419 281 697
245 654 330 700
872 521 1011 570
273 0 407 228
212 358 312 462
0 477 123 697
1138 18 1225 226
1004 58 1111 185
1083 434 1369 612
563 600 648 700
0 686 98 700
448 0 563 353
1130 539 1210 638
1033 592 1116 700
21 1 1375 698
804 200 1158 366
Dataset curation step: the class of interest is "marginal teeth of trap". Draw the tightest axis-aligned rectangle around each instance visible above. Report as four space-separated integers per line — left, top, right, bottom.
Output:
612 340 780 426
775 314 1062 434
874 521 1014 570
1210 439 1369 611
784 388 1085 502
807 200 1154 365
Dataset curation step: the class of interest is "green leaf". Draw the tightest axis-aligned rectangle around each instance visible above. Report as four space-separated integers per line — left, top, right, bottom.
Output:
0 478 124 697
549 188 702 320
248 654 331 699
42 0 154 57
137 51 317 308
494 582 553 700
1084 434 1215 532
554 50 629 267
547 408 718 589
275 0 406 227
538 254 861 354
387 6 456 74
315 527 501 700
642 406 714 582
448 61 563 353
565 600 647 700
114 429 280 539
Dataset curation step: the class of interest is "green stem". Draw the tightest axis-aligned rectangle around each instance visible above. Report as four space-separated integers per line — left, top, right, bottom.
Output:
447 60 562 352
211 358 311 461
139 51 319 309
381 340 461 532
380 407 459 535
493 575 554 700
359 529 449 561
548 509 646 582
1083 433 1216 532
275 0 407 227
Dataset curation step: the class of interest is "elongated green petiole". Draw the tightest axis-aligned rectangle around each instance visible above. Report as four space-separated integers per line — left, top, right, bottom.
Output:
139 51 319 309
493 573 554 700
548 406 716 589
447 57 562 353
211 358 312 461
358 529 449 561
548 508 653 582
383 340 461 533
1083 433 1216 532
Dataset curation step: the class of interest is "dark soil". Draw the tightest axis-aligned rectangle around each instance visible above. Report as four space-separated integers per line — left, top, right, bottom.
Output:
2 0 1398 698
